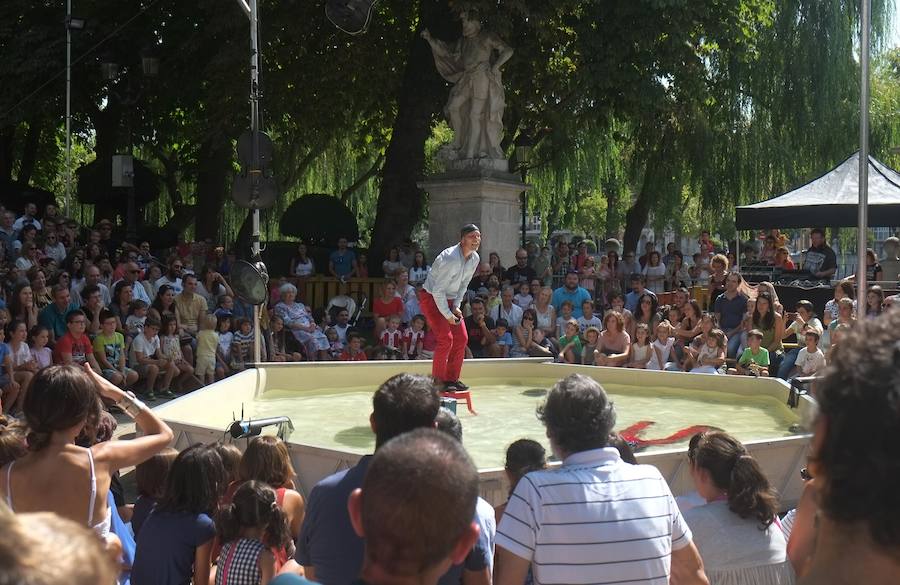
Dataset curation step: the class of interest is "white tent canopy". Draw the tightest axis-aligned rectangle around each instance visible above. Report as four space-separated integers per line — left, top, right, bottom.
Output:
735 152 900 229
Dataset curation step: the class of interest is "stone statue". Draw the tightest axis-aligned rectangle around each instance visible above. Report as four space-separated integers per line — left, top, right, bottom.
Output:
881 236 900 282
422 10 513 166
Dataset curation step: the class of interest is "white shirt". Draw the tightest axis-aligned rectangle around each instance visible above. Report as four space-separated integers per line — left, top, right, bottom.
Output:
71 282 112 308
44 242 67 263
684 500 793 583
422 244 480 319
647 337 675 370
796 347 826 376
155 275 183 295
577 315 603 333
490 302 524 328
496 448 692 585
129 333 160 366
12 215 41 232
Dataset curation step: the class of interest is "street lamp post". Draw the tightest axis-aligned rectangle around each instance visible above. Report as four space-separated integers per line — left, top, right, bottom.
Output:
857 0 871 321
515 135 532 248
64 7 85 216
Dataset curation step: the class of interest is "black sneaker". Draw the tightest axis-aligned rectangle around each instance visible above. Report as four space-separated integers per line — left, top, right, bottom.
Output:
446 380 470 391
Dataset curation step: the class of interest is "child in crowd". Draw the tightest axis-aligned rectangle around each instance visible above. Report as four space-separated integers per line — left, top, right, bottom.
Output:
93 310 139 389
581 326 600 365
791 328 826 378
577 299 602 333
735 329 770 376
379 315 404 359
628 322 652 368
195 314 219 385
419 327 437 360
6 320 35 409
231 317 255 370
647 321 679 371
485 284 501 313
214 481 294 585
579 255 596 296
325 327 343 359
557 319 583 364
28 325 53 370
690 328 727 374
0 325 19 414
132 448 178 537
129 316 177 400
160 315 198 392
131 444 225 585
556 300 574 338
268 315 304 363
683 313 716 371
216 315 234 380
494 318 513 358
125 299 149 342
340 333 368 361
213 442 243 485
215 295 235 319
402 315 426 359
494 439 547 523
529 328 555 357
513 282 534 310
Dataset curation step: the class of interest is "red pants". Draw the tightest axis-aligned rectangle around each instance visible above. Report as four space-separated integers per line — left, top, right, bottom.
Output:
418 289 468 382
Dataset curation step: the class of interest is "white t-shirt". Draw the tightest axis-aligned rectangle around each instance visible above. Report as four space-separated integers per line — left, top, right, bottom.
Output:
647 337 675 370
129 333 160 366
796 347 826 376
577 315 603 333
513 293 534 310
8 342 33 366
787 316 824 337
154 275 183 295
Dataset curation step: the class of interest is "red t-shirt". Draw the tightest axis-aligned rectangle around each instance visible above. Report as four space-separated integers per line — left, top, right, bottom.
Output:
340 349 368 361
53 332 94 365
372 297 403 319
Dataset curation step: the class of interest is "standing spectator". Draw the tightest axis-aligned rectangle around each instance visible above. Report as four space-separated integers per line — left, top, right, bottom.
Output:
296 373 441 585
71 264 112 309
408 251 431 287
52 310 101 372
503 248 536 286
803 228 837 280
714 271 750 359
490 285 524 328
94 219 121 259
0 211 16 261
551 271 592 319
684 431 793 583
290 243 316 278
131 444 225 585
93 310 138 388
494 374 707 585
532 246 552 286
666 251 691 291
488 251 504 279
328 237 358 281
706 254 729 308
865 285 884 318
643 250 667 294
155 257 185 295
774 247 796 270
638 241 656 268
347 429 481 585
662 241 677 268
616 250 642 291
550 241 571 285
790 312 900 584
624 274 656 313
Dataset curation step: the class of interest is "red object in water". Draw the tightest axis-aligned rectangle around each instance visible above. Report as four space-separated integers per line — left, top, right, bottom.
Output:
619 420 711 450
442 390 478 415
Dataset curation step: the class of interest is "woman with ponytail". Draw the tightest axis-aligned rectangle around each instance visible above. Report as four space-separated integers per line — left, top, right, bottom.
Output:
0 365 172 539
215 481 294 585
684 431 795 584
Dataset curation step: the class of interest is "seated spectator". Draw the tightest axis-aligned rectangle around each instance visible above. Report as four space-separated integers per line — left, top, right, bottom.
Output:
372 280 403 335
865 284 884 318
9 283 39 336
92 310 139 389
790 328 826 379
196 266 233 312
0 324 20 414
774 246 796 270
0 365 172 541
715 271 750 359
596 311 631 367
628 322 652 368
269 315 305 363
494 439 547 523
154 256 184 295
491 285 524 328
296 373 440 584
131 444 225 585
464 297 498 359
275 283 328 361
71 263 112 309
689 328 727 374
394 271 419 325
666 251 692 291
557 318 582 364
531 286 556 338
150 284 179 323
512 282 533 310
53 310 101 372
27 267 52 309
340 333 368 361
129 316 177 400
778 299 824 378
576 299 602 333
551 271 592 319
159 315 200 391
494 374 707 585
647 320 680 371
38 284 78 343
643 250 667 294
80 284 106 337
685 431 793 583
735 329 769 376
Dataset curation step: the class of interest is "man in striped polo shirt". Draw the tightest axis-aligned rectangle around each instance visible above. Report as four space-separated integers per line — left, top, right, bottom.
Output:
494 374 709 585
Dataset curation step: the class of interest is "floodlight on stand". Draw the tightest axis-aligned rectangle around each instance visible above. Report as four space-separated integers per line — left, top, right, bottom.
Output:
230 259 269 306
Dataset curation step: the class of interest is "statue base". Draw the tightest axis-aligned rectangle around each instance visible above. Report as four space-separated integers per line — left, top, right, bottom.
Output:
419 166 529 266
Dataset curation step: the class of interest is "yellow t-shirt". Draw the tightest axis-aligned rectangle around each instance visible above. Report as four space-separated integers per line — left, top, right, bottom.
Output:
196 330 219 359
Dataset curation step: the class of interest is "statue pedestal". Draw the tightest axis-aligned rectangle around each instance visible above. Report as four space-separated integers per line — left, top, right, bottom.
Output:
419 168 529 266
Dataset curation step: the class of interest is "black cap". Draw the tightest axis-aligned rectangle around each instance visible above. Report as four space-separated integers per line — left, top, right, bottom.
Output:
460 224 481 236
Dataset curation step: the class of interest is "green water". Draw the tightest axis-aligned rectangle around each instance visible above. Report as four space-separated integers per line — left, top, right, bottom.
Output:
249 378 801 469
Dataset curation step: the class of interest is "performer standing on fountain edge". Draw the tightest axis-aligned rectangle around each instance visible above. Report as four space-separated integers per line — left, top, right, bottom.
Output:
418 224 481 391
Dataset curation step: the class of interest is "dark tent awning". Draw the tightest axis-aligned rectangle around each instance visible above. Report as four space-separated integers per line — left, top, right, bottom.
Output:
734 152 900 229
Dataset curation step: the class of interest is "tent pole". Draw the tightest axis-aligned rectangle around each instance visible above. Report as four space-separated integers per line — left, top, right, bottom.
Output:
857 0 871 321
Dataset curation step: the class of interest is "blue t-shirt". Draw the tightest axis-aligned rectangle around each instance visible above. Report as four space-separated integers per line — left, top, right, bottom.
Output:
38 302 79 340
496 331 513 347
296 456 372 585
624 289 657 314
437 497 496 585
551 286 592 319
0 343 9 382
714 292 749 332
329 249 357 278
131 509 216 585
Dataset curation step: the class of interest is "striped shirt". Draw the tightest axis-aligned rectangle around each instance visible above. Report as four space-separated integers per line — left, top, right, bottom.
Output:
496 448 691 585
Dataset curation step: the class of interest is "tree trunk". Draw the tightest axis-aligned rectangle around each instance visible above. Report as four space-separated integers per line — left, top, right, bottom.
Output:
604 177 620 239
0 126 16 184
195 136 233 242
622 186 652 256
368 0 457 271
16 119 41 185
